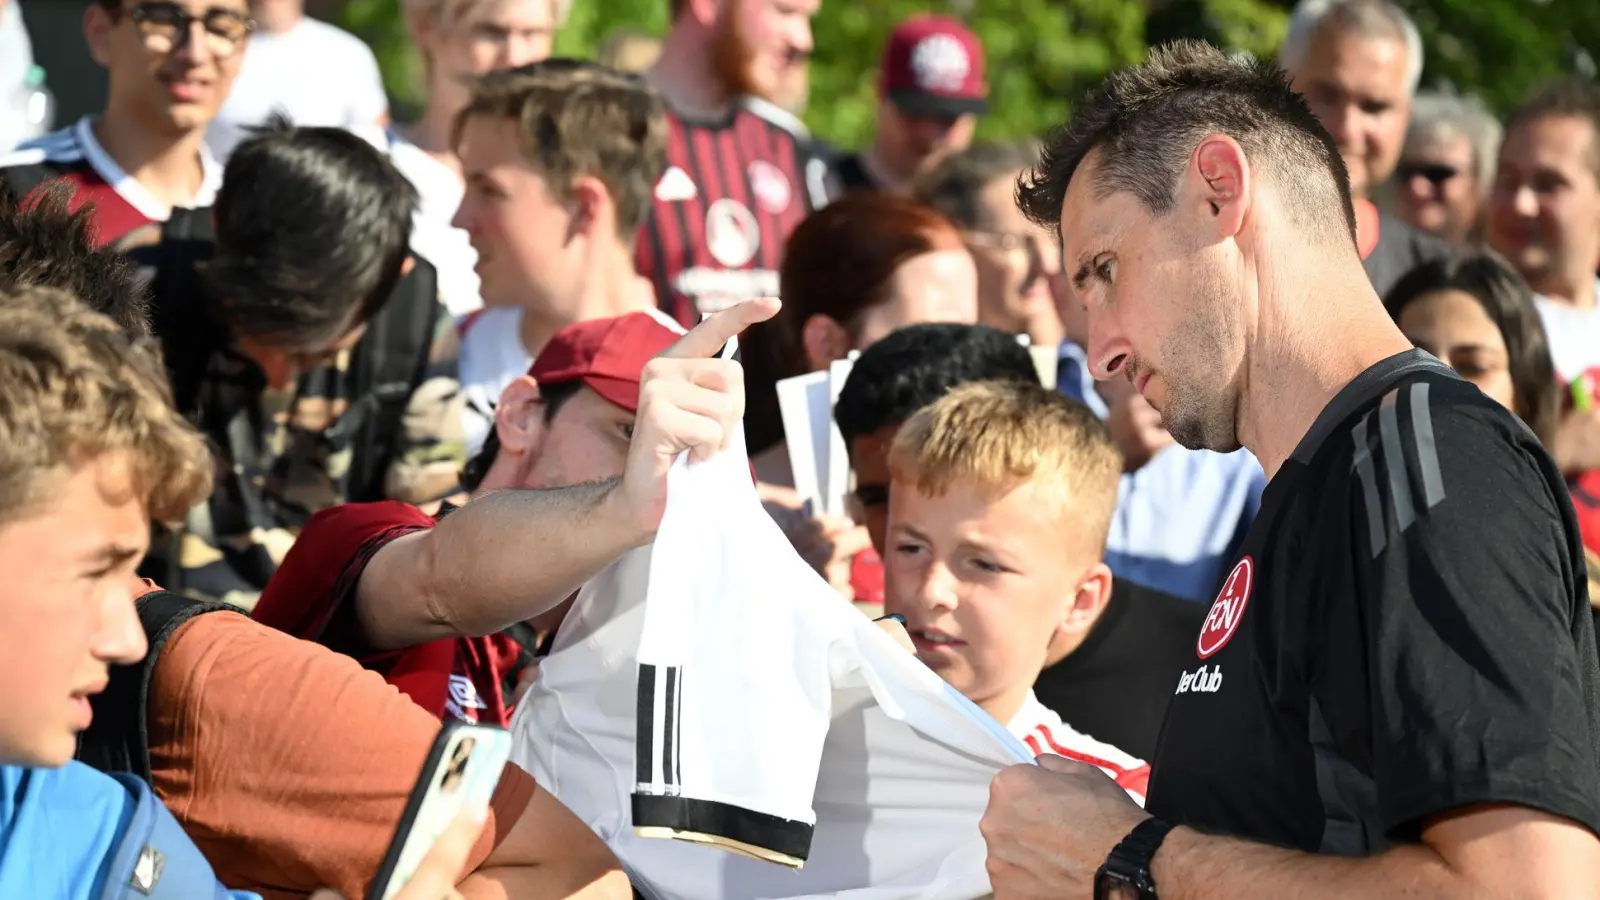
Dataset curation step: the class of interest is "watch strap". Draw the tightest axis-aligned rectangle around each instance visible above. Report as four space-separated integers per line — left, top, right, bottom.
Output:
1099 817 1174 899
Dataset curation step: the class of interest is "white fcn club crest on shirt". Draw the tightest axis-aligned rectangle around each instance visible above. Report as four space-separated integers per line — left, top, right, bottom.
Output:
705 199 760 268
910 34 971 93
1196 555 1253 659
747 160 792 215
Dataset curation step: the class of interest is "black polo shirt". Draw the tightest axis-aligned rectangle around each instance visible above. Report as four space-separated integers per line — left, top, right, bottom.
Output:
1146 349 1600 852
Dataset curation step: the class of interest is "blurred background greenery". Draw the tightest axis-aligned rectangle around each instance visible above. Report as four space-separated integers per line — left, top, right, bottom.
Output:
341 0 1598 149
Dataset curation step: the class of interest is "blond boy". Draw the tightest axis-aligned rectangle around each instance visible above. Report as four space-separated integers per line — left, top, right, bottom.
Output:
883 379 1149 799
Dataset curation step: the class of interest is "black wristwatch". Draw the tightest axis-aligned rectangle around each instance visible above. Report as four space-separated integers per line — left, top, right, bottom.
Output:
1094 817 1174 900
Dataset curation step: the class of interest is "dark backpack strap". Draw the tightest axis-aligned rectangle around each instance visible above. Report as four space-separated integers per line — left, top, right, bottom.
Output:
336 255 444 503
76 591 236 784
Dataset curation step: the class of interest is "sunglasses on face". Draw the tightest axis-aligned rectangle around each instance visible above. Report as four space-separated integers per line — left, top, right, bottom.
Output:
1397 162 1461 186
127 1 254 58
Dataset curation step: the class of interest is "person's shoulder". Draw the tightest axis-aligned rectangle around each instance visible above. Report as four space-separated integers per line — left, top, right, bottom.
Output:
0 122 85 169
1116 578 1208 631
736 95 809 139
298 16 378 57
304 499 438 538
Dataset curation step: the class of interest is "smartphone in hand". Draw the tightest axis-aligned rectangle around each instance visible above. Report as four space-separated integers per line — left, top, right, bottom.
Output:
365 721 512 900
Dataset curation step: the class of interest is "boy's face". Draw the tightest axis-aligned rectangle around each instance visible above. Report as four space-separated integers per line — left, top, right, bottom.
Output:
87 0 251 136
883 474 1093 723
453 114 580 313
0 453 150 767
847 424 899 556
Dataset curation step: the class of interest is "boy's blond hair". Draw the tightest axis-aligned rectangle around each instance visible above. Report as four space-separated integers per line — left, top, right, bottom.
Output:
889 380 1121 554
0 287 213 527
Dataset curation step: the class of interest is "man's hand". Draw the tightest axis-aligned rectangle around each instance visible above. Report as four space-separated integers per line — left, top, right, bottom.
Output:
1555 408 1600 474
620 298 780 534
982 755 1147 899
1102 378 1174 473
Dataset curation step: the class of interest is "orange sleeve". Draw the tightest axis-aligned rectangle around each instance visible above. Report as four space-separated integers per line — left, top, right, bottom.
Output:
147 612 531 899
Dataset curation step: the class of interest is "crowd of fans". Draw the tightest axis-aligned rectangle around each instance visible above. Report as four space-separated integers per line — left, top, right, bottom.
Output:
0 0 1598 895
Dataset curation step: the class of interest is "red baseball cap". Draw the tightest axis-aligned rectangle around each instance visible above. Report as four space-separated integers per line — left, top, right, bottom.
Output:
528 310 685 413
879 15 988 117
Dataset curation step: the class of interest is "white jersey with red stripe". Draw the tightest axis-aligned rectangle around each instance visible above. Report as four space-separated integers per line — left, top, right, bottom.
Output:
1008 692 1151 805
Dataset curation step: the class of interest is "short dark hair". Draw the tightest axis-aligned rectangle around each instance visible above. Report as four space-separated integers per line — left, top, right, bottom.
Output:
458 378 584 492
1506 78 1600 179
1018 39 1356 250
204 115 418 352
455 59 669 236
915 141 1040 230
1384 251 1560 447
834 323 1041 445
0 181 150 337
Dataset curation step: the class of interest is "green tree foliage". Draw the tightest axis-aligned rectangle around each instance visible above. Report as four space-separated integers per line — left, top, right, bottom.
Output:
339 0 1594 148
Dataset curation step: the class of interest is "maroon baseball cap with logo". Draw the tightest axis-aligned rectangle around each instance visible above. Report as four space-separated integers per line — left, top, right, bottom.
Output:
879 15 988 118
528 310 686 413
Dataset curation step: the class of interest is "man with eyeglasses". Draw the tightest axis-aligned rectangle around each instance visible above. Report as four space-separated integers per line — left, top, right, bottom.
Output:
1396 91 1501 248
915 140 1063 349
0 0 251 247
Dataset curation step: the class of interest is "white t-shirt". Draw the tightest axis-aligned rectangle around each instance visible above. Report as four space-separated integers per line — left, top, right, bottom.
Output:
388 130 483 318
459 307 531 456
204 17 388 160
512 424 1038 899
1534 283 1600 383
1007 692 1150 804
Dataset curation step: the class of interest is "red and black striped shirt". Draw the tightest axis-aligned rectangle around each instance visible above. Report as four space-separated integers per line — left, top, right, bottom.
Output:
636 99 832 329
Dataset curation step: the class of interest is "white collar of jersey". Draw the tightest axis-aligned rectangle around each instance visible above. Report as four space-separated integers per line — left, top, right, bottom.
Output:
74 116 222 221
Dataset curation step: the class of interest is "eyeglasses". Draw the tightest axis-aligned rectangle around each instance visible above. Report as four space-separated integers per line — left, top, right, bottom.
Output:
127 2 254 59
1396 162 1461 186
964 230 1038 254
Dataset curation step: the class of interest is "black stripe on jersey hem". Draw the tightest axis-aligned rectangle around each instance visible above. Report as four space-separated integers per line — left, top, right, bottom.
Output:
631 793 814 864
635 663 656 786
662 665 679 787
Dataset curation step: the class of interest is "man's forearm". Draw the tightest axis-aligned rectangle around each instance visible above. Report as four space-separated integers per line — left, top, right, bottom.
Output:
1152 827 1486 900
361 478 649 649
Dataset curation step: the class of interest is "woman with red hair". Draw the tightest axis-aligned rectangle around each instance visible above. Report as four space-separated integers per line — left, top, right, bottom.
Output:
743 192 979 486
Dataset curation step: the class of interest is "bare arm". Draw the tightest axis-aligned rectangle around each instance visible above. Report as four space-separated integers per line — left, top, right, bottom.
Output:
351 298 779 651
456 783 631 900
1154 805 1600 900
356 479 642 651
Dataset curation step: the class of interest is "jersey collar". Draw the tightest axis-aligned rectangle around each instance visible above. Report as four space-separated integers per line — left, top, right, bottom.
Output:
1288 349 1459 466
74 116 223 223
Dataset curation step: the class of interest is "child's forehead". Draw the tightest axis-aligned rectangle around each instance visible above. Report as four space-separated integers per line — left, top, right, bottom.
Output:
889 472 1076 533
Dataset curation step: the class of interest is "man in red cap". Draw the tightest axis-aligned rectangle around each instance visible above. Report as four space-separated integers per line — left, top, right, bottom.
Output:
835 14 988 195
252 307 723 726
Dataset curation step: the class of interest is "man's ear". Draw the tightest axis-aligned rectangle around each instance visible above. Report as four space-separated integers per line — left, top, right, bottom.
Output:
84 3 116 68
567 175 612 242
1192 135 1251 240
1059 561 1114 637
494 376 548 456
800 313 851 373
400 255 417 279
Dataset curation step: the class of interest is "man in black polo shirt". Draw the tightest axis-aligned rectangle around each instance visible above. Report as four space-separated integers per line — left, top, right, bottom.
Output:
979 39 1600 899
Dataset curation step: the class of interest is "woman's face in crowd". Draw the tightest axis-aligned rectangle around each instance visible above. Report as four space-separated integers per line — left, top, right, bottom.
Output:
1396 289 1516 411
853 249 979 349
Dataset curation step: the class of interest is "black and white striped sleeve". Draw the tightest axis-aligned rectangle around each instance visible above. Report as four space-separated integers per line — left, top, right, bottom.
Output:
1347 383 1600 840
